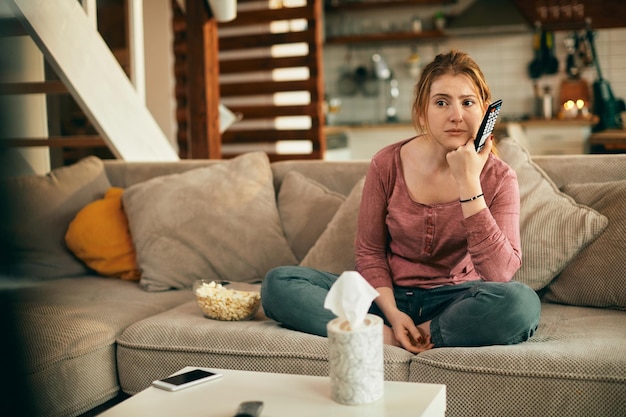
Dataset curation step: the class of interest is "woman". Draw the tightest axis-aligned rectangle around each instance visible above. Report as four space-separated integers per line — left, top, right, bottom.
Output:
261 50 540 353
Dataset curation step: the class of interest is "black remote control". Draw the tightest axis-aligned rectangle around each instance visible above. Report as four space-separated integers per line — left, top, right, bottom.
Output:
234 401 264 417
474 99 502 152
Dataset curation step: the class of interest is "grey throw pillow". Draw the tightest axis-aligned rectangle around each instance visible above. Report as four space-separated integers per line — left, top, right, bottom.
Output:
0 156 111 279
122 152 298 291
497 137 608 290
300 177 365 275
544 180 626 310
277 171 345 261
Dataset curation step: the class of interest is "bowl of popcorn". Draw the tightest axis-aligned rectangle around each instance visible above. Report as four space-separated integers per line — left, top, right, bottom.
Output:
193 280 261 321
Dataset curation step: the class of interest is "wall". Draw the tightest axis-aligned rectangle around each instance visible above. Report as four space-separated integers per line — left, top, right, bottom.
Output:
323 10 626 126
143 0 177 146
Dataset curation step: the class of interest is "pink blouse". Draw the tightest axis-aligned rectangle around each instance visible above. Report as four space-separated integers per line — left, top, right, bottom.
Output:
355 139 522 290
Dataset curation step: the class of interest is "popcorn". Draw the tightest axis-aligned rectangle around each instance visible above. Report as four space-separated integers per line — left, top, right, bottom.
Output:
194 280 261 321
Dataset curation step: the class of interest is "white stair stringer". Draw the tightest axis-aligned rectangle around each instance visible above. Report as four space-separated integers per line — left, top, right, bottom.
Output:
7 0 179 161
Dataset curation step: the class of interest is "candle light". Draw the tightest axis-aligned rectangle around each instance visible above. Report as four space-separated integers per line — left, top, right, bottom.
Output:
562 100 577 119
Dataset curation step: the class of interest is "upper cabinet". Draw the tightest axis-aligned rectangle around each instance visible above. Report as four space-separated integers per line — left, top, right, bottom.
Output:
513 0 626 31
324 0 454 45
324 0 626 46
324 29 446 45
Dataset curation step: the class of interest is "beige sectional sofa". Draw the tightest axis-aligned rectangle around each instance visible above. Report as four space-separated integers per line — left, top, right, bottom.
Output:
2 137 625 417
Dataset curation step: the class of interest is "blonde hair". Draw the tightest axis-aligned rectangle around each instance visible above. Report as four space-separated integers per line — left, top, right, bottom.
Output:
412 50 492 135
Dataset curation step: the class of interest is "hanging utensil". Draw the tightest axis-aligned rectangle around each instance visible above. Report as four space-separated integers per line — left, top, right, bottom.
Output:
585 21 625 131
337 48 358 96
577 29 593 68
528 22 543 79
544 31 559 75
564 32 579 78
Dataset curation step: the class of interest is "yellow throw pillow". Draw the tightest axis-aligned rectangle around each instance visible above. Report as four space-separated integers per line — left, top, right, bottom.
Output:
65 187 140 280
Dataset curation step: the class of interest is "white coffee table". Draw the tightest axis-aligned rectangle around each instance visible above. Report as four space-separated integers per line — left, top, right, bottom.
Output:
98 367 446 417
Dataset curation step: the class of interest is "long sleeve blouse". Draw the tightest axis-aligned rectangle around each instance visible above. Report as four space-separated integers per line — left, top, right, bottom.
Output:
355 139 522 290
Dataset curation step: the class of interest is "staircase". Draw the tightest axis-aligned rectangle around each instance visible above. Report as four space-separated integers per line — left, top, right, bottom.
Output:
0 0 178 164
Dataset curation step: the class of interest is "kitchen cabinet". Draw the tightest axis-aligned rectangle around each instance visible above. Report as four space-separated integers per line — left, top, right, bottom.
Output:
513 0 626 31
324 123 416 160
588 129 626 154
509 120 594 155
324 0 453 45
325 30 446 45
325 0 453 11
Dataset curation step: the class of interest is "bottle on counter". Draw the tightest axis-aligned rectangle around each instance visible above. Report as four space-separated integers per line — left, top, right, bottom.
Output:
542 86 553 120
412 16 422 33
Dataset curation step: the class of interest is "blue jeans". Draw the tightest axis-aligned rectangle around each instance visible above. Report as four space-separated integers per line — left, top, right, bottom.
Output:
261 266 541 348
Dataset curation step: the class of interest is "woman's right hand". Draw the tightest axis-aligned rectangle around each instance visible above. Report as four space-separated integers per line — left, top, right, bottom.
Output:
387 310 434 353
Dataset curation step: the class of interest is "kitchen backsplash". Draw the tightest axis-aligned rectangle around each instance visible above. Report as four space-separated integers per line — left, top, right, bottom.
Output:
323 26 626 126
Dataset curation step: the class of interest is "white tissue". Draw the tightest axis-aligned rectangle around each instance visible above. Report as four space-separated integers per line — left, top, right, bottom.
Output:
324 271 379 331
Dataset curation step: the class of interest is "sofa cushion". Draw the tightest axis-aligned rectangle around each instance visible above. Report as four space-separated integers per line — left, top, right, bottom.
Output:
15 276 193 417
277 171 345 261
409 302 626 417
497 138 608 290
300 178 365 274
65 187 140 280
0 156 111 279
543 180 626 310
122 152 298 291
116 299 414 395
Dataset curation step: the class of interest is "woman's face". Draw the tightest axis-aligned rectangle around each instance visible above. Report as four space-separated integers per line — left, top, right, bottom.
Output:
419 73 486 151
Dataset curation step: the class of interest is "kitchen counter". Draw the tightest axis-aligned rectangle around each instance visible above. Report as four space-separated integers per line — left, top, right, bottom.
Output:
588 128 626 153
324 118 600 159
325 122 415 135
324 123 416 160
325 118 595 133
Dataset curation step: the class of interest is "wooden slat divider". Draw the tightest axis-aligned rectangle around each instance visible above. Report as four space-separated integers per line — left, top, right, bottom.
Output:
219 29 315 51
221 5 315 27
220 55 316 74
228 104 319 119
222 128 321 143
221 79 317 96
184 0 221 159
215 0 325 160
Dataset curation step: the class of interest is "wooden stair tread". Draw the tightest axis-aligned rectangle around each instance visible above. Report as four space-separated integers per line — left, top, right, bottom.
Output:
0 136 106 148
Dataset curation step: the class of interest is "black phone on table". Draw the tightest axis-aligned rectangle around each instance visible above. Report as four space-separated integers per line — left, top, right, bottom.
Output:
474 99 502 152
234 401 264 417
151 368 223 392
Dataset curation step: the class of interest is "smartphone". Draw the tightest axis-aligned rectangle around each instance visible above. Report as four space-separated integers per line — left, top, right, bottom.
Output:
151 368 223 392
474 99 503 152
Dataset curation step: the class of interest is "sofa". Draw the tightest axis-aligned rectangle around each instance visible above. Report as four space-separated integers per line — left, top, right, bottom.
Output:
1 137 625 417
